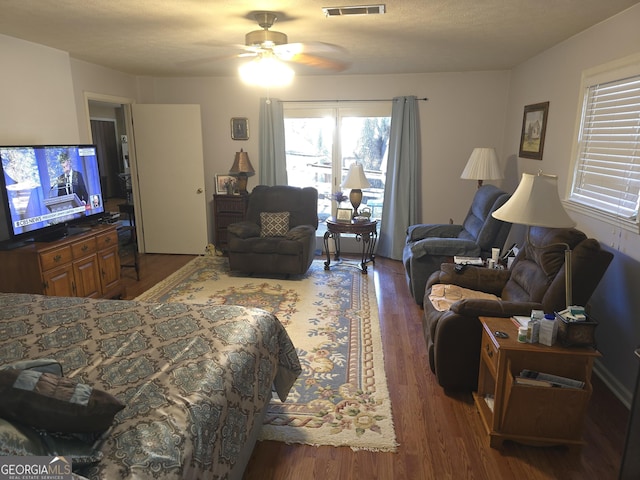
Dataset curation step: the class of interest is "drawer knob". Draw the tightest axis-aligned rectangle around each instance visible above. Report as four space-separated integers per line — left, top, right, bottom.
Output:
81 245 88 251
485 344 493 358
53 254 62 262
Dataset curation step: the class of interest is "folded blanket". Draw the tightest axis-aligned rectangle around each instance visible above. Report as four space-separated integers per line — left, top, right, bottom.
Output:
428 284 500 311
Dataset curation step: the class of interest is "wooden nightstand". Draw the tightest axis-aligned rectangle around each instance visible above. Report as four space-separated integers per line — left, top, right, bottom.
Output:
213 194 248 253
473 316 600 449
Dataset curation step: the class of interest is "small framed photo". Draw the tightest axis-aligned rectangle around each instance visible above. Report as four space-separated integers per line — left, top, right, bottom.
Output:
231 117 249 140
519 101 549 160
216 174 237 195
336 207 353 222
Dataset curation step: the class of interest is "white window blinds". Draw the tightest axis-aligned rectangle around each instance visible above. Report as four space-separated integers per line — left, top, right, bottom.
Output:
570 74 640 222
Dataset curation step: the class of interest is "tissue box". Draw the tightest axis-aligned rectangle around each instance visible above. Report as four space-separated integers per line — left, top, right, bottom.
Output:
554 312 598 348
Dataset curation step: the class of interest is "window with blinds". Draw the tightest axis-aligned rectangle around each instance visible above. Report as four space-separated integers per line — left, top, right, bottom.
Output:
569 58 640 230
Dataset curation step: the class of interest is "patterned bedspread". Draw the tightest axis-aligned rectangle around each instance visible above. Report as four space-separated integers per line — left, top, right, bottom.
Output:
0 292 301 479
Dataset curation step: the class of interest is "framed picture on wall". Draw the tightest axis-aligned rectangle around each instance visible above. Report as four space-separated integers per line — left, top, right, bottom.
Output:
518 101 549 160
231 117 249 140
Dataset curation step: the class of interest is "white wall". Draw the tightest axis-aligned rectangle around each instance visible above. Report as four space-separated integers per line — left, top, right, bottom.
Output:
140 70 510 238
69 58 139 144
0 34 79 145
503 4 640 401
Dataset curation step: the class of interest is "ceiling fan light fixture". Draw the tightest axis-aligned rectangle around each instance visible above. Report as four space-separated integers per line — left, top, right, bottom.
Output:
245 29 288 47
238 55 294 87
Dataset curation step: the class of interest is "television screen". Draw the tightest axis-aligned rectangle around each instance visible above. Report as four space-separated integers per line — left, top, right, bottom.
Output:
0 145 105 242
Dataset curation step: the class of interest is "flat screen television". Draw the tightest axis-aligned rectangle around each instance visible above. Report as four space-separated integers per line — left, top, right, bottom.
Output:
0 144 106 246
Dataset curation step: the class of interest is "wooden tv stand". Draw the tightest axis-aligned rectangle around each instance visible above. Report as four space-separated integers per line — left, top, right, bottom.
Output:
0 224 123 299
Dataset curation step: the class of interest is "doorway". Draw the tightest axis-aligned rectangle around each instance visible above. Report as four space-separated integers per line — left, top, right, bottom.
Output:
90 119 123 199
85 94 209 255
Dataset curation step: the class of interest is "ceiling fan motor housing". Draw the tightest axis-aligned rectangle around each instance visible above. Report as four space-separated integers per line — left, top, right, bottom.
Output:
245 29 288 47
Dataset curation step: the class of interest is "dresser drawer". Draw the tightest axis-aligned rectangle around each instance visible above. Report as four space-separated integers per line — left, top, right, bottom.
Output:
96 229 118 250
481 329 499 375
40 246 72 272
71 237 97 259
216 196 247 212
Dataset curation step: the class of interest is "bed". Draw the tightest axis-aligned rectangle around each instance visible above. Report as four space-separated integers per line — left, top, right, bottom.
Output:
0 292 301 479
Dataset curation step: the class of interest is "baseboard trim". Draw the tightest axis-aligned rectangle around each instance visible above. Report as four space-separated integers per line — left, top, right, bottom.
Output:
594 358 632 409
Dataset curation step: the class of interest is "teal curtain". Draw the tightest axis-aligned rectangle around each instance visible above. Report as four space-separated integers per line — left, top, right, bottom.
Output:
377 96 420 260
258 98 288 186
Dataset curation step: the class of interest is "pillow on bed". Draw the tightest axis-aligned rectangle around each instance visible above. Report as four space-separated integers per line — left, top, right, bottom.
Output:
0 358 63 376
0 369 125 433
260 211 290 237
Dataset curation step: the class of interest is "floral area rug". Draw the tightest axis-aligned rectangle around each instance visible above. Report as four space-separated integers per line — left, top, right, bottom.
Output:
136 255 398 452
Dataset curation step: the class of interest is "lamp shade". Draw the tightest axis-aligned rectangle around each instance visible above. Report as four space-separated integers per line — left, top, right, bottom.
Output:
342 163 371 189
460 148 503 181
229 149 255 175
492 172 575 227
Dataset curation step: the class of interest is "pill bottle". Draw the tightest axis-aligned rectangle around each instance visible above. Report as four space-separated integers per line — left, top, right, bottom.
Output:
517 326 527 343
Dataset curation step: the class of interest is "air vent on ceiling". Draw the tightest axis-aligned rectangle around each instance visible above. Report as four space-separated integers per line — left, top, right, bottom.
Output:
322 5 386 17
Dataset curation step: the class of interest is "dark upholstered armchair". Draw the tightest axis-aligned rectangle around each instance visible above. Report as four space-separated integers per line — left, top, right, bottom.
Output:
403 184 512 304
422 227 613 391
227 185 318 276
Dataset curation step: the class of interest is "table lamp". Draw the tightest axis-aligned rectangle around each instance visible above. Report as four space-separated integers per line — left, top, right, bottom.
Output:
342 163 371 217
492 170 576 308
229 149 255 195
460 147 503 188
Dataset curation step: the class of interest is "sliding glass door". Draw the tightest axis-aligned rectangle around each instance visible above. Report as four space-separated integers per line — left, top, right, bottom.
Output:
283 103 391 235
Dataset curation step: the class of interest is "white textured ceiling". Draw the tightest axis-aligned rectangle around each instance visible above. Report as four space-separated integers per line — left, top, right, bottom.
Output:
1 0 638 77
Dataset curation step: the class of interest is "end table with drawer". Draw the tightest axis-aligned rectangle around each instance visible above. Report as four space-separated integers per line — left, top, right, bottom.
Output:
473 316 600 449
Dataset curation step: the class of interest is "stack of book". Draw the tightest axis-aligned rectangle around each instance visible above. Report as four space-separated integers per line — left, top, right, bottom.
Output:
514 369 584 389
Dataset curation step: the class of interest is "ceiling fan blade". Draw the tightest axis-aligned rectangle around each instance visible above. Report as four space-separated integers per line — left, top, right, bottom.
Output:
274 42 347 57
285 53 349 72
272 42 349 71
177 52 253 68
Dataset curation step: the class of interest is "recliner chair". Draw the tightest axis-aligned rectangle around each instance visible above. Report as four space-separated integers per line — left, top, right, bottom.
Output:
422 227 613 391
403 184 512 305
226 185 318 276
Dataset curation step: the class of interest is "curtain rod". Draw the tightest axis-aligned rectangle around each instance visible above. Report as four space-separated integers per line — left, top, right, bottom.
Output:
279 97 428 103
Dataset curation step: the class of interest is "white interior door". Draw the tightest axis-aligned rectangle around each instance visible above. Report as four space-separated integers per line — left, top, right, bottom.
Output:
131 104 207 254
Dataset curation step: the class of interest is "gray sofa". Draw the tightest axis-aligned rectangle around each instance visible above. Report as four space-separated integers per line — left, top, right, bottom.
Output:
227 185 318 276
403 184 512 304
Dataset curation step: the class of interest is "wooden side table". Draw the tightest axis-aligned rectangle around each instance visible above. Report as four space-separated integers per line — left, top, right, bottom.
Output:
213 194 248 253
473 316 600 449
324 217 377 273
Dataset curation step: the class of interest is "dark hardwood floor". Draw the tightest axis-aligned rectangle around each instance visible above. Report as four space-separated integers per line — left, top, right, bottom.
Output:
122 253 629 480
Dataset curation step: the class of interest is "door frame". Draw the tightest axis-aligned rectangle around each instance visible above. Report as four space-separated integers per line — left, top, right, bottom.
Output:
84 92 145 252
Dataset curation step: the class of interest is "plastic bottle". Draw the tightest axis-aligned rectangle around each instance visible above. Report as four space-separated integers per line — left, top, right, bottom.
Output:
531 319 540 343
517 326 528 343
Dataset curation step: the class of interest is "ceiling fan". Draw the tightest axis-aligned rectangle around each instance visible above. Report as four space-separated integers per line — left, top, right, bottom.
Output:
237 11 349 73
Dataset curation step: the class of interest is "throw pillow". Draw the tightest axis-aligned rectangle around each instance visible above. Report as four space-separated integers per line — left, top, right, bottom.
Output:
260 211 290 237
0 358 63 376
0 369 125 433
